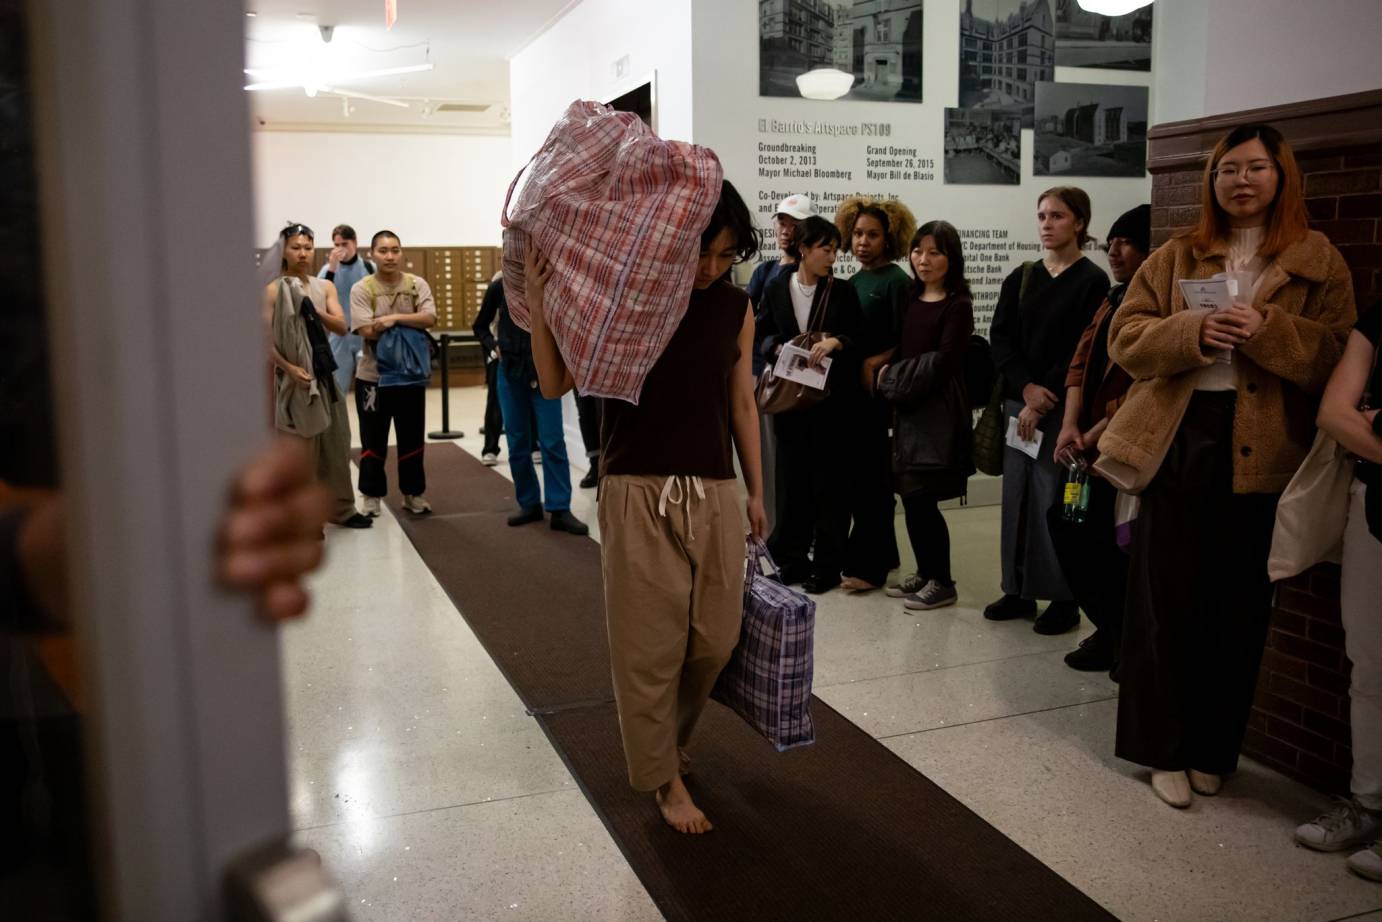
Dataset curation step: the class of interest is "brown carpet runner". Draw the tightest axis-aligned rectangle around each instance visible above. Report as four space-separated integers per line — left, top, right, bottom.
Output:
374 443 1117 922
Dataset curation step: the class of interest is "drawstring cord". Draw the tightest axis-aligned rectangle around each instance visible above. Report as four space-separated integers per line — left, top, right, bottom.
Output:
658 475 705 540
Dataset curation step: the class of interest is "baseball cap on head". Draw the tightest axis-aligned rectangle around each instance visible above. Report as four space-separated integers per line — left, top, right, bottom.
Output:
774 194 815 221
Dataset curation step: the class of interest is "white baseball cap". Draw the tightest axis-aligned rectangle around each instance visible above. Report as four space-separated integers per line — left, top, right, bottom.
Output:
774 194 815 220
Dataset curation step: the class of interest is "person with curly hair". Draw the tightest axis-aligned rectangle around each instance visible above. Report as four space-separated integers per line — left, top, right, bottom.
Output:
835 196 916 592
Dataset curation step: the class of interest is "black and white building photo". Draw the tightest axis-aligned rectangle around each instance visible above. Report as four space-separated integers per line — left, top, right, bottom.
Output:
760 0 924 102
957 0 1053 126
944 107 1021 184
1034 81 1148 177
1053 0 1152 70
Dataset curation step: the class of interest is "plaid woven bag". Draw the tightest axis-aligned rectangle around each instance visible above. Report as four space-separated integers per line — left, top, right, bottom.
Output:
711 538 816 752
500 100 724 404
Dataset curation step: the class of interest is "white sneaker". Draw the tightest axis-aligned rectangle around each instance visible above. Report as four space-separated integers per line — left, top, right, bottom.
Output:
361 496 381 517
1151 770 1192 808
402 494 432 515
1347 840 1382 881
1296 798 1382 852
481 452 499 467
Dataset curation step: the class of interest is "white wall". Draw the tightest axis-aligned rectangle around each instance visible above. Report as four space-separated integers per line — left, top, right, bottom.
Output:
690 0 1152 333
1154 0 1382 123
508 0 695 168
1148 0 1207 124
251 130 511 246
507 0 698 462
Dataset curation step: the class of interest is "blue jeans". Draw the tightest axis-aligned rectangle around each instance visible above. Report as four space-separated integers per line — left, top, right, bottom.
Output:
329 330 362 396
496 365 572 511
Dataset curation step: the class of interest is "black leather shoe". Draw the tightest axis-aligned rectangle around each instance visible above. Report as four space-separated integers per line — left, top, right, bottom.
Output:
1034 601 1080 635
507 505 544 527
1064 631 1115 671
983 594 1037 621
775 564 811 586
339 513 374 529
802 575 842 595
549 509 589 536
579 468 599 489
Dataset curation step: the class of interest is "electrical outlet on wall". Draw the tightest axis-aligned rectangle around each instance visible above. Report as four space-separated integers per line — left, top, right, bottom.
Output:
613 54 630 79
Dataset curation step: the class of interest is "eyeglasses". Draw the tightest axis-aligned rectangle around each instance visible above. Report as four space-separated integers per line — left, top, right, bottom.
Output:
1212 161 1276 183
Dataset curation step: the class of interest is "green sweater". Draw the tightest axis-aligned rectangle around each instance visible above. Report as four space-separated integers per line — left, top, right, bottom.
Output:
851 263 912 354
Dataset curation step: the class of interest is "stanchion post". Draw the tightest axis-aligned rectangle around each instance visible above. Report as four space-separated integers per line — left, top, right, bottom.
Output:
427 331 465 440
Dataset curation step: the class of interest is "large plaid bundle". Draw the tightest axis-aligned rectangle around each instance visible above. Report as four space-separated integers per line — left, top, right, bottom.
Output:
712 539 816 752
500 100 724 404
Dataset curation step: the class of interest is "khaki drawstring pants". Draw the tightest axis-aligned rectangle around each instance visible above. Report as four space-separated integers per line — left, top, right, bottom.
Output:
598 474 745 791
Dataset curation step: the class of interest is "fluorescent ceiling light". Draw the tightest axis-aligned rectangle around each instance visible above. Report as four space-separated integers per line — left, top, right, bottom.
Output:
243 62 433 83
795 68 854 101
1075 0 1153 14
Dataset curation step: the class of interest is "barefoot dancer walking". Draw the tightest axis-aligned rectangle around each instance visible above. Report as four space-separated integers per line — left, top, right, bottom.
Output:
526 180 768 834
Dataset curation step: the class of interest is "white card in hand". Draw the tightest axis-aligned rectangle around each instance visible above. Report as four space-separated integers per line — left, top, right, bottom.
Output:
1177 277 1233 313
1005 416 1043 460
773 343 831 390
1178 276 1235 365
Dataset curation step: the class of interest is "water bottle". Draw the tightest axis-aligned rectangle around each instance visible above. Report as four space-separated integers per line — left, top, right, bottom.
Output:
1062 456 1090 524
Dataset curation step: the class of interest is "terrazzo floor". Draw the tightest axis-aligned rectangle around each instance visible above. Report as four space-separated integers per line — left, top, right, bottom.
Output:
280 386 1382 921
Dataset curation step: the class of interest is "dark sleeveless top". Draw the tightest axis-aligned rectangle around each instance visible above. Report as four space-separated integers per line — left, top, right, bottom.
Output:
601 279 747 479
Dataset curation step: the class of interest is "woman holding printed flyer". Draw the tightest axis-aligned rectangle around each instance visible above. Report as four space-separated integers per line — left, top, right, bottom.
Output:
1097 124 1355 809
758 215 863 594
987 187 1109 634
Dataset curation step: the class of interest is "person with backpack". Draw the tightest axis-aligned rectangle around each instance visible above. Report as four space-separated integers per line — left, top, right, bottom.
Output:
349 230 437 516
836 196 915 593
1048 204 1150 674
318 223 375 397
987 187 1110 634
263 222 373 530
874 220 975 610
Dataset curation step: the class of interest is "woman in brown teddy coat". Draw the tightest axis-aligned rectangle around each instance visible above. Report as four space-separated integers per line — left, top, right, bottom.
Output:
1097 124 1356 808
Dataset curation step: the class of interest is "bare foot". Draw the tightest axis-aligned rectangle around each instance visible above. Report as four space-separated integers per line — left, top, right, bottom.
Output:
678 748 691 776
656 775 712 834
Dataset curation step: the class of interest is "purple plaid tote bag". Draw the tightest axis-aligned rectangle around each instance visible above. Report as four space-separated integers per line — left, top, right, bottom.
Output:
711 538 816 751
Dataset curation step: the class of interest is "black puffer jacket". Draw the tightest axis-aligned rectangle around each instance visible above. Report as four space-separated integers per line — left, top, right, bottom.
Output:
878 295 975 500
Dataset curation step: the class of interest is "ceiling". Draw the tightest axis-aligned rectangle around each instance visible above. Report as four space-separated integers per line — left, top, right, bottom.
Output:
243 0 574 133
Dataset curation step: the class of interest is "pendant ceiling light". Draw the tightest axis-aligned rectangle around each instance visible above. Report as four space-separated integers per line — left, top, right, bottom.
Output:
795 68 855 101
1075 0 1153 14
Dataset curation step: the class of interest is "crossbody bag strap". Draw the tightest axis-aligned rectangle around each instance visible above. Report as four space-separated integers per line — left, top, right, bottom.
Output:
806 276 833 335
1018 260 1035 304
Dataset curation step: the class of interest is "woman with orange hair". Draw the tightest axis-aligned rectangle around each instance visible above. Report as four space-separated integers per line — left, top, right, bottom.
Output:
1098 124 1356 808
835 196 917 591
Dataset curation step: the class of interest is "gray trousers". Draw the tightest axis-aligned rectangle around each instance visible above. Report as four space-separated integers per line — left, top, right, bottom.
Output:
999 399 1072 601
304 391 359 524
1342 479 1382 809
